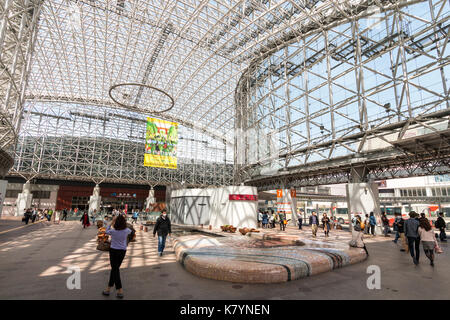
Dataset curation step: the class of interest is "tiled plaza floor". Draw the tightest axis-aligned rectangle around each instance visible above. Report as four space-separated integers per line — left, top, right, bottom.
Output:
0 220 449 299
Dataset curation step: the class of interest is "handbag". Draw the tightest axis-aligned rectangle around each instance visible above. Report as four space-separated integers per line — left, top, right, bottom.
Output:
435 243 443 254
97 241 110 251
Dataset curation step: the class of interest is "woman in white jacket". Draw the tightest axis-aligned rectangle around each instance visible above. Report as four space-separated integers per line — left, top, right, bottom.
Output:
418 218 439 266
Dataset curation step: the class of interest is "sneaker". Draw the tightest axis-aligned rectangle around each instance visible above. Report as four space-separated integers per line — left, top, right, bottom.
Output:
158 252 162 256
400 249 405 252
413 258 418 265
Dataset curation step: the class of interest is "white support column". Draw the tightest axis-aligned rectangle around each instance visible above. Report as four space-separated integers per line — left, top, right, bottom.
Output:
346 183 382 234
16 180 32 216
88 184 101 215
0 179 8 217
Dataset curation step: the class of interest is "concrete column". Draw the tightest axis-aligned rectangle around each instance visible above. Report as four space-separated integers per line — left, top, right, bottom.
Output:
0 180 8 217
16 181 32 216
165 184 172 214
88 185 101 215
346 182 382 234
145 187 156 210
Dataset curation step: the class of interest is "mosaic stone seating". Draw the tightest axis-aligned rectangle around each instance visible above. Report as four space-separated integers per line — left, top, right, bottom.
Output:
173 232 367 283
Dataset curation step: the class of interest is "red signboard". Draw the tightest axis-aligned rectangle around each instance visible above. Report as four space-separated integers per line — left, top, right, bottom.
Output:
229 194 258 201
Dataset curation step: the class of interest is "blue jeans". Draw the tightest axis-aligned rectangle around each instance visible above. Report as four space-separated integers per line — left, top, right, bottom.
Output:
407 236 420 261
394 231 400 243
158 235 167 253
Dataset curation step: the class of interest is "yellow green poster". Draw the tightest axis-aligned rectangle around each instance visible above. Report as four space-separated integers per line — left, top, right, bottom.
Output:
144 117 178 169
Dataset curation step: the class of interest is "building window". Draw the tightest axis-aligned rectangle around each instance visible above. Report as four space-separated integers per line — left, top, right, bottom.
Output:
32 191 51 199
5 190 20 198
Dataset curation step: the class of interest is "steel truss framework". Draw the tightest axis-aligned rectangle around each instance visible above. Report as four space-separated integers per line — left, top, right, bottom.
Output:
0 0 42 152
0 0 448 187
236 0 450 186
10 102 234 186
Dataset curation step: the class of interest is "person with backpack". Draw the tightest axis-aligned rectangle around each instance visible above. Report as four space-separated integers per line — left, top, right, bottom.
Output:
153 209 172 256
369 212 376 236
350 215 369 256
435 212 447 242
404 211 420 265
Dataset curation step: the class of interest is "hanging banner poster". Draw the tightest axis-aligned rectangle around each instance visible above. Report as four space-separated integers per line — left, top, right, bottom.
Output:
144 117 178 169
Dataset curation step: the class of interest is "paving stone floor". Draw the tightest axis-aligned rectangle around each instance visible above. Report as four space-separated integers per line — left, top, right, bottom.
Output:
0 219 449 299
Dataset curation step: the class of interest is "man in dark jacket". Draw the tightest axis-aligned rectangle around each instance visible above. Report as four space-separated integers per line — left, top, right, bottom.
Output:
396 215 408 252
61 208 68 221
309 211 319 237
436 212 447 242
153 209 172 256
404 211 420 265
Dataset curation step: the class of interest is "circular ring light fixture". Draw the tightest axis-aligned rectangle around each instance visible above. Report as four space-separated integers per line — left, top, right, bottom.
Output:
109 83 174 113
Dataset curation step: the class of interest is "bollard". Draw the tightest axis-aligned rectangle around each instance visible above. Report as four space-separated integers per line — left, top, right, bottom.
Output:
144 226 148 232
140 225 143 231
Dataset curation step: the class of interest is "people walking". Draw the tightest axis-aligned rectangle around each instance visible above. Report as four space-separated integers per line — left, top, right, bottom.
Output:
350 215 369 256
279 211 286 231
381 213 390 237
298 215 303 230
418 218 439 266
322 213 331 237
435 212 447 242
91 209 97 224
397 214 408 252
269 212 275 229
404 211 420 265
262 211 269 229
132 210 139 224
31 207 38 223
102 214 131 298
23 208 32 225
61 208 68 221
47 209 53 222
368 212 376 236
309 211 319 238
393 213 402 243
153 209 172 256
80 211 90 228
363 214 369 234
